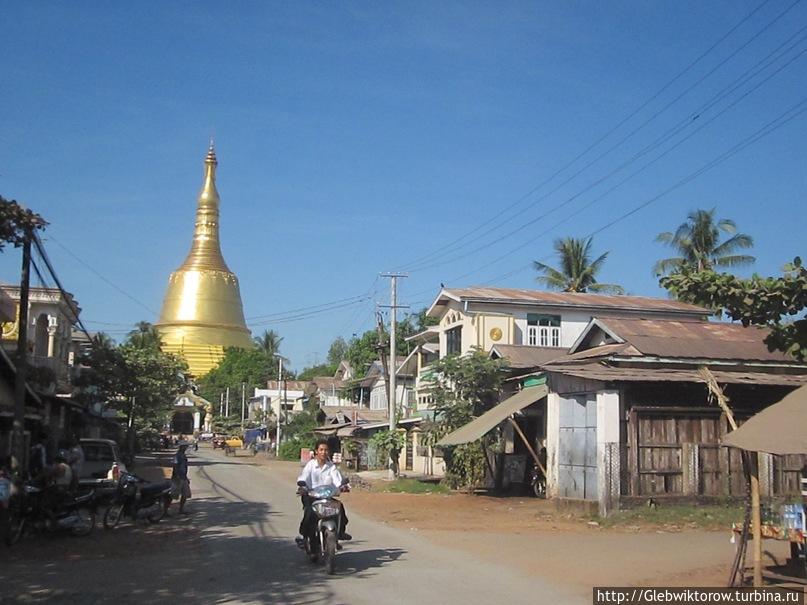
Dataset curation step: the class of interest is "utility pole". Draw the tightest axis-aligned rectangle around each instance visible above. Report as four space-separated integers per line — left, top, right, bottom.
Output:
276 356 283 457
219 392 223 416
241 382 246 429
380 272 408 480
12 232 31 478
225 386 230 417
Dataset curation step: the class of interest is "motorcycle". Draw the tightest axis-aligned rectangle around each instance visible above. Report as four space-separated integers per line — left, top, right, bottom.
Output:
528 463 546 498
103 472 172 529
296 480 350 575
5 483 96 544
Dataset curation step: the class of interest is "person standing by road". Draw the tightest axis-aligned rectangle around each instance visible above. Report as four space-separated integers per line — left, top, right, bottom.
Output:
171 443 191 514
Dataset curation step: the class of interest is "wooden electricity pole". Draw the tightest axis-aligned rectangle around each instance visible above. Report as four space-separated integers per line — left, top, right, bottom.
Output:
12 232 32 478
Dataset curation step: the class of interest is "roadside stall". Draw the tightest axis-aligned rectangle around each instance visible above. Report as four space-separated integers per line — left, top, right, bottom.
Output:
722 384 807 587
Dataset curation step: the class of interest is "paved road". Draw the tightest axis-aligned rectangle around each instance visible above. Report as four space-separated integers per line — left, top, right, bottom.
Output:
1 448 583 604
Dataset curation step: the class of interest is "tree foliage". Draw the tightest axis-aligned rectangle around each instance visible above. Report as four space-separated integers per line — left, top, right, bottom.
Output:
196 346 278 405
654 208 755 276
75 323 188 450
297 363 337 381
327 337 348 366
368 429 406 475
254 329 284 359
0 195 47 250
425 349 505 490
660 257 807 361
533 236 623 294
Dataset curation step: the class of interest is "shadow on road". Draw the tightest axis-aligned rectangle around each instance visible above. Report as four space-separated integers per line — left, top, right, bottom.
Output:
336 546 407 576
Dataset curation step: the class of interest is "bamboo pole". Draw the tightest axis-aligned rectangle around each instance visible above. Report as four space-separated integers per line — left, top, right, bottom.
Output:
507 417 546 477
699 367 761 587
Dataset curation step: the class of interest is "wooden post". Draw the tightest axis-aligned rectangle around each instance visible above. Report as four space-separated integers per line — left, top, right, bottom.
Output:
507 417 546 477
628 408 639 496
681 443 699 496
750 452 762 587
12 233 32 478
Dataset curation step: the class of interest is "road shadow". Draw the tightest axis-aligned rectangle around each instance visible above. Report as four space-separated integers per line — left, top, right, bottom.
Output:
335 546 407 576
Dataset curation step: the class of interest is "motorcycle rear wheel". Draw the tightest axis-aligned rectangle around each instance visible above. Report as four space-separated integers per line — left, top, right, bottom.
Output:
103 503 124 530
71 507 96 536
146 500 168 524
324 532 337 575
4 510 25 546
531 477 546 499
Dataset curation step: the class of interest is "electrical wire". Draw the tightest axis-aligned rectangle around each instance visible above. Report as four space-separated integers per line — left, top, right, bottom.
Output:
393 0 780 273
31 234 92 341
404 9 807 275
46 234 158 317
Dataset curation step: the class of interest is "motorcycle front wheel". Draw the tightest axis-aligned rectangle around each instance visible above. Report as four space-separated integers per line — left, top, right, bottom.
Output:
103 503 124 530
71 507 96 536
324 532 337 575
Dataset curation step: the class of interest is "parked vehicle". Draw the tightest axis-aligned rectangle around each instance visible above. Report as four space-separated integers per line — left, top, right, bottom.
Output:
529 463 546 498
223 437 244 456
296 480 350 575
78 438 127 505
5 484 96 544
103 472 172 529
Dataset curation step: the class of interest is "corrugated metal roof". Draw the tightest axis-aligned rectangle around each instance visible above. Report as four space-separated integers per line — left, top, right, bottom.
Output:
490 345 567 368
546 364 807 386
595 318 792 362
436 287 708 315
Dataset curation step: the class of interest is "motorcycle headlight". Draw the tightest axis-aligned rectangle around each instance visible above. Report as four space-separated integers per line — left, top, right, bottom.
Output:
313 502 341 518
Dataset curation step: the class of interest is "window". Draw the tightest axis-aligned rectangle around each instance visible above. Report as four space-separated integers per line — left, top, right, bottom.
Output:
446 326 462 355
526 314 561 347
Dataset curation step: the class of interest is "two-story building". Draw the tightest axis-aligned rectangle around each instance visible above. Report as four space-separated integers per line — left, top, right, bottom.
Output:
407 287 710 478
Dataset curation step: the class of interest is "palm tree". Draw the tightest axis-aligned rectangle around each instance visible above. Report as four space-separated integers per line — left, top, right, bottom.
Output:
254 329 284 358
654 208 755 276
533 237 624 294
127 321 163 349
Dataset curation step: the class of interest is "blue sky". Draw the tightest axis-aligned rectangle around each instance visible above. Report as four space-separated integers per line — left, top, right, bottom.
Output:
1 1 805 370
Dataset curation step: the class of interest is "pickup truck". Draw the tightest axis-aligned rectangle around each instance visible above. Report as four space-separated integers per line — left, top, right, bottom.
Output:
78 438 127 502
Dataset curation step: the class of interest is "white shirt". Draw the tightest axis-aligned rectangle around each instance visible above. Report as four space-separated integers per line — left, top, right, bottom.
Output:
297 458 343 490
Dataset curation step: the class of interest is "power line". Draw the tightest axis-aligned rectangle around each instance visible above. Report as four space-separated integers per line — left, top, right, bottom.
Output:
31 234 92 341
46 234 158 317
393 0 780 273
403 6 807 275
446 92 807 289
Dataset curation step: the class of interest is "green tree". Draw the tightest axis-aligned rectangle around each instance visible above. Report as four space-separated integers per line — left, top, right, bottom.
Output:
369 429 406 476
254 329 284 359
76 324 188 455
654 208 755 276
127 321 163 349
533 236 624 294
661 257 807 361
196 347 276 405
346 329 383 374
327 337 348 366
413 307 439 331
426 349 506 491
297 363 337 381
0 195 47 250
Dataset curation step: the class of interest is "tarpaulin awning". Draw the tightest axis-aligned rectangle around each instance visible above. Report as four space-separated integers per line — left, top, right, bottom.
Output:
722 384 807 455
436 384 548 446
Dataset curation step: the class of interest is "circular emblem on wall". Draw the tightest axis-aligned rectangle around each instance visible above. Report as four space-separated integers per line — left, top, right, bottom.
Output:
489 327 502 342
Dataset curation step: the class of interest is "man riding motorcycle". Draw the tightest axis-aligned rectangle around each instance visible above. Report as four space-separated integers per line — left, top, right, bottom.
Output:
296 438 351 545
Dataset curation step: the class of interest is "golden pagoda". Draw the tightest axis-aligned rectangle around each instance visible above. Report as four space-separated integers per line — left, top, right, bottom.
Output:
155 143 253 376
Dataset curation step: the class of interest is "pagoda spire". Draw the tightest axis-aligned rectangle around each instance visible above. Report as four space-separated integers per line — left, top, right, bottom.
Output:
155 144 253 376
178 141 230 273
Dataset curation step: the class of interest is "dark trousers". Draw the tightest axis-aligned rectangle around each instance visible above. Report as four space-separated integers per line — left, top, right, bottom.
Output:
299 494 348 537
